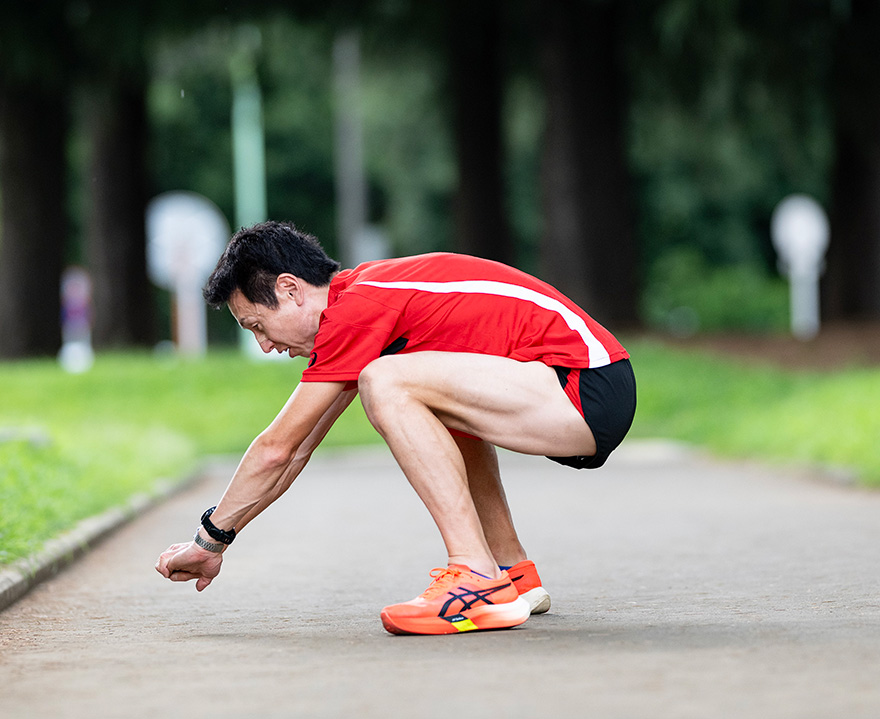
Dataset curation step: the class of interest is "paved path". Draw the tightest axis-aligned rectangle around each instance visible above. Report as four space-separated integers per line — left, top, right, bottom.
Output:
1 443 879 719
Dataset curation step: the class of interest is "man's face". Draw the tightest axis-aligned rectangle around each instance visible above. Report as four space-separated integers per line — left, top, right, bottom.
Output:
227 278 320 358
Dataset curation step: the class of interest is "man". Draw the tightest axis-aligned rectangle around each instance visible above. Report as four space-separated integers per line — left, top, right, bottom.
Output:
156 220 636 635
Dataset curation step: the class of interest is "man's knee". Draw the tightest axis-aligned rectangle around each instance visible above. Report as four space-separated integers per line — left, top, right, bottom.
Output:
358 356 405 421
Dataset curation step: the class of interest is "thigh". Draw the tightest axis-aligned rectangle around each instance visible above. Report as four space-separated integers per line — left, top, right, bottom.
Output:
361 351 596 458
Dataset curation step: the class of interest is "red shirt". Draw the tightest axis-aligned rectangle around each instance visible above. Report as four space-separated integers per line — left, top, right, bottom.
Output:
301 253 628 384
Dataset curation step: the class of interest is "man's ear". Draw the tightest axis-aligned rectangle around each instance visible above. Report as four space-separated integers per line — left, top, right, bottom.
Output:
275 274 302 303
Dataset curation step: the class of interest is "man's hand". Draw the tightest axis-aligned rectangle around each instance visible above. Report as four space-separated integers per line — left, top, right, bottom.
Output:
155 541 223 592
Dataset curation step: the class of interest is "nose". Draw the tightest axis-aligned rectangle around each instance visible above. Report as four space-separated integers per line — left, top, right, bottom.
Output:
256 333 274 353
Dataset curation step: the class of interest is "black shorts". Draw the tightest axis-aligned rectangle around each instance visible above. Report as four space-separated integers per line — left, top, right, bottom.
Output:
547 358 636 470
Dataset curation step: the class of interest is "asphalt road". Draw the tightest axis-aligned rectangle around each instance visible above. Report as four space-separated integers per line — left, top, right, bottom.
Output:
1 442 879 719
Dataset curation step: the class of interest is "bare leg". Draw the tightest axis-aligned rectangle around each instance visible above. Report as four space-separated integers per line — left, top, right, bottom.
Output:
359 352 594 579
359 372 500 577
454 435 527 568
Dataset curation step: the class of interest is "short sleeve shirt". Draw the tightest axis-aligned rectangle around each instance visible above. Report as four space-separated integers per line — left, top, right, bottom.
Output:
300 253 629 384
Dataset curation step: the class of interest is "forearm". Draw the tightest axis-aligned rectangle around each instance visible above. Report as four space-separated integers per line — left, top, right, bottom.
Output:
208 433 303 532
230 444 314 531
154 436 298 589
204 384 356 535
157 382 353 591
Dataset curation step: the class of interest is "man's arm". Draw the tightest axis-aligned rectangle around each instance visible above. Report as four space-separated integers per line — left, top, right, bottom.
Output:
211 381 355 531
155 381 355 590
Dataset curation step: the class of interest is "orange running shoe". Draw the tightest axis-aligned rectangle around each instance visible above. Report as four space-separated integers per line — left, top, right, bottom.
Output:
506 560 551 614
381 565 530 635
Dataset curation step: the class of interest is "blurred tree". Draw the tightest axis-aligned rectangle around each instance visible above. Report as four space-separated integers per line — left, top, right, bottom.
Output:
75 3 157 348
825 0 880 320
10 0 865 354
362 0 641 327
0 2 70 358
537 0 639 325
149 18 338 250
340 0 506 261
149 25 236 230
75 1 257 348
260 19 338 246
359 31 454 257
446 0 514 264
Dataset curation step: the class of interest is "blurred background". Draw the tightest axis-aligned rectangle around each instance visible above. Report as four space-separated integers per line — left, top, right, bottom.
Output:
1 0 878 357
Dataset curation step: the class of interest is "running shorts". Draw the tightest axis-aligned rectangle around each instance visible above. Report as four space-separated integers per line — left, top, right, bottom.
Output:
547 358 636 470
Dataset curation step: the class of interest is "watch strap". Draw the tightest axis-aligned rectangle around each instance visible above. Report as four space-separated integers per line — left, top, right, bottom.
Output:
193 531 225 553
201 506 236 545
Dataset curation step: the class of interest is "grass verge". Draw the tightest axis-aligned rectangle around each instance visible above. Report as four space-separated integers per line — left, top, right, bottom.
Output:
626 339 880 484
0 351 378 565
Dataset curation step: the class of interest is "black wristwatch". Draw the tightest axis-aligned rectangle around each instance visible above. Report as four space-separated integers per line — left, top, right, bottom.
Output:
200 506 237 545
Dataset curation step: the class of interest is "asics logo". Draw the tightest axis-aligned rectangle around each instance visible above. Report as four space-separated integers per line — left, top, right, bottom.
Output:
439 582 512 620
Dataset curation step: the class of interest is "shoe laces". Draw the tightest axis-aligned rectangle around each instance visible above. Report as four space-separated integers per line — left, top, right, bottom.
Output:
421 566 465 599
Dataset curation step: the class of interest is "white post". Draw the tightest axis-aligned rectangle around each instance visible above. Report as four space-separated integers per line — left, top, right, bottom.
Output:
173 247 209 357
789 267 822 341
333 30 368 269
146 192 229 357
771 195 830 341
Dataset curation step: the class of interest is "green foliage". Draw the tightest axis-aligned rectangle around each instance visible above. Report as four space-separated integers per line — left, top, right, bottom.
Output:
627 0 833 328
5 3 863 352
148 15 459 263
149 23 248 234
642 249 789 334
360 37 455 256
259 19 338 242
143 6 841 333
149 18 340 248
504 75 544 273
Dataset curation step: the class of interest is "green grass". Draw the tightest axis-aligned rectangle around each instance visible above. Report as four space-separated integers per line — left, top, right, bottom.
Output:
1 343 878 567
626 339 880 484
0 351 379 565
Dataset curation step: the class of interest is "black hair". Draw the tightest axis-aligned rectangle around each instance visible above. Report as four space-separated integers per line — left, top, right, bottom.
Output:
203 221 341 309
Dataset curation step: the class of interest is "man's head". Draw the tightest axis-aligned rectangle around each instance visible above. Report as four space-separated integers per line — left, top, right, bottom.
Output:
204 221 341 310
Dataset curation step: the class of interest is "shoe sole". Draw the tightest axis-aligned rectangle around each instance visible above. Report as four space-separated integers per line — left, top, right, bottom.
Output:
381 597 530 635
521 587 551 614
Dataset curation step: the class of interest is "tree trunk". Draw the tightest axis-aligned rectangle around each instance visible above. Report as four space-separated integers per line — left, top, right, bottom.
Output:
447 0 514 265
0 85 67 358
824 0 880 320
537 0 639 326
84 80 156 348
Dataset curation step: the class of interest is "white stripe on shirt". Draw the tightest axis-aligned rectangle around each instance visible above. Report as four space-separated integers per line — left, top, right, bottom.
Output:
355 279 611 367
